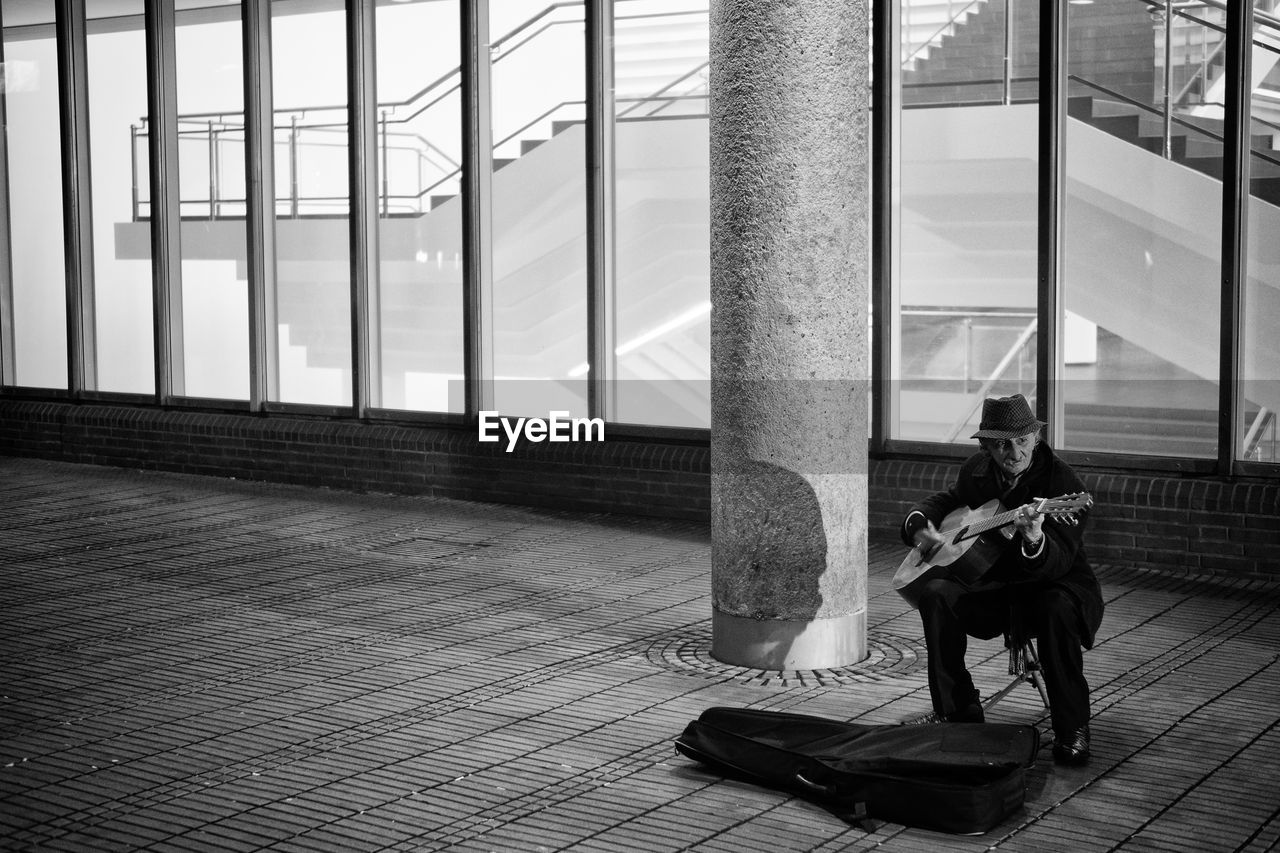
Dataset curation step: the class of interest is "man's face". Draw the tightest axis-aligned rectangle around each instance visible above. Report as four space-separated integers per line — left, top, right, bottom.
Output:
981 431 1038 478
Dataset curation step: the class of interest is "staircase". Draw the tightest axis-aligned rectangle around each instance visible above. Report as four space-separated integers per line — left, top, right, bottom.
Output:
902 0 989 69
115 3 711 421
615 6 708 113
1062 403 1218 457
899 0 1280 454
901 0 1155 107
1068 94 1280 205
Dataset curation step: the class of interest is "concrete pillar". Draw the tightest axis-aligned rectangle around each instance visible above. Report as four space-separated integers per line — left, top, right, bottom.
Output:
709 0 870 669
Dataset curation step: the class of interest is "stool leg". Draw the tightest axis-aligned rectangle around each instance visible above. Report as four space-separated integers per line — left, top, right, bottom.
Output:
1024 641 1052 711
1027 671 1052 710
982 673 1024 713
986 641 1053 715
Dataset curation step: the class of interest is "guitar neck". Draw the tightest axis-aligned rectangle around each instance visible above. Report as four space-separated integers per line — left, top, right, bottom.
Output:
956 505 1035 541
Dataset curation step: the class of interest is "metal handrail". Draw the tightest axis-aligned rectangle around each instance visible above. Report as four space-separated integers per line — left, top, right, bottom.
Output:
617 61 709 119
900 0 1280 146
1171 30 1225 108
1136 0 1280 118
417 92 707 208
1066 74 1280 171
132 4 710 221
941 318 1037 443
1243 407 1276 461
1189 0 1280 31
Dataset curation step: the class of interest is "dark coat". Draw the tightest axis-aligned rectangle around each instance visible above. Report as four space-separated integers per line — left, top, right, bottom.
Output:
899 442 1104 648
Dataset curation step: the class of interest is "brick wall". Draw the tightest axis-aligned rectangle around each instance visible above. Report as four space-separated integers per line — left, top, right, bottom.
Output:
0 400 710 521
2 399 1277 578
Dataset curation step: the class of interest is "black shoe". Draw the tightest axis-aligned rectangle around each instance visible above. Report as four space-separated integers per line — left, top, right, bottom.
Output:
1053 725 1091 765
944 702 985 724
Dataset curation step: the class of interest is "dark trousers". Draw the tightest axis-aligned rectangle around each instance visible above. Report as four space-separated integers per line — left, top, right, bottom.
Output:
917 578 1091 736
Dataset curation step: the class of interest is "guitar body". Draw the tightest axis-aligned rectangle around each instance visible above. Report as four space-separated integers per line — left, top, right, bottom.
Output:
892 499 1014 609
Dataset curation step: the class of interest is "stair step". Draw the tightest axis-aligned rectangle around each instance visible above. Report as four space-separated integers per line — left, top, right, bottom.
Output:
1182 156 1223 179
1183 137 1223 159
1067 95 1096 120
1249 156 1280 179
1135 134 1188 159
1252 177 1280 205
615 32 706 52
1093 114 1141 139
1065 402 1218 422
1062 433 1217 456
1063 414 1218 433
616 74 707 98
904 7 980 27
615 18 707 40
616 59 708 80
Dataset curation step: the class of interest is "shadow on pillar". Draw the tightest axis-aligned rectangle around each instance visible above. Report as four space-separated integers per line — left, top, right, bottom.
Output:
712 459 865 670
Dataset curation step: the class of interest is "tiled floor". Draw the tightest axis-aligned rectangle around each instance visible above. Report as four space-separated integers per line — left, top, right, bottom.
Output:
1 456 1277 852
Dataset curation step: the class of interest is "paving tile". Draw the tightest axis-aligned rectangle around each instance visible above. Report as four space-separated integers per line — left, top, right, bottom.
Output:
2 458 1278 852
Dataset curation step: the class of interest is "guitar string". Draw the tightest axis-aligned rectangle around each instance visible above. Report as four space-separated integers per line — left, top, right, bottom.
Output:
951 495 1090 544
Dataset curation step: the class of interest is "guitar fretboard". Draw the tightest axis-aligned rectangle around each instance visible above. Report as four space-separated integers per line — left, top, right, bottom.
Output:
951 502 1042 543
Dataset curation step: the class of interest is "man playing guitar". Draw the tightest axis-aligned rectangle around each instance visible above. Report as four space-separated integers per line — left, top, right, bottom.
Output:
900 394 1103 765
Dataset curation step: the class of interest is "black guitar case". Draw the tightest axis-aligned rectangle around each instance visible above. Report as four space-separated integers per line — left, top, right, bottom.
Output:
674 707 1040 834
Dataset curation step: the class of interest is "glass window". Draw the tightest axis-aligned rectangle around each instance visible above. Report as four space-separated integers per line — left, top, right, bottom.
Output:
489 0 587 417
89 2 155 394
373 0 463 413
893 0 1040 442
174 2 249 400
270 0 351 406
612 0 709 428
1 0 67 389
1241 6 1280 465
1061 0 1220 458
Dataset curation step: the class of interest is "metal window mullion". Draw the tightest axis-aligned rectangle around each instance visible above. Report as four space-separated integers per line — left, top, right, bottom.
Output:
0 2 14 387
347 0 379 415
145 0 183 401
243 0 278 407
57 0 95 394
462 0 495 417
1219 1 1253 474
586 0 615 422
1036 0 1065 442
871 0 897 449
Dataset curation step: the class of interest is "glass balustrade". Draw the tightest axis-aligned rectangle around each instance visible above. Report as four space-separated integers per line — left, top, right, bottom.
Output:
1060 0 1225 458
488 0 589 418
0 0 67 389
174 2 249 401
893 0 1041 442
1242 0 1280 464
374 0 464 413
268 0 352 407
613 0 710 428
88 0 156 394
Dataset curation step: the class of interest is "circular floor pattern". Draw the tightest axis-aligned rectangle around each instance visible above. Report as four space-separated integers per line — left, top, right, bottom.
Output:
645 623 926 688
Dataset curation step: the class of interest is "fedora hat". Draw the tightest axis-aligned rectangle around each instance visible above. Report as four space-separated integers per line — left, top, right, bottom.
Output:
970 394 1046 440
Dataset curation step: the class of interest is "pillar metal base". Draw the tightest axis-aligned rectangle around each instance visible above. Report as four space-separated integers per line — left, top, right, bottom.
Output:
711 608 867 671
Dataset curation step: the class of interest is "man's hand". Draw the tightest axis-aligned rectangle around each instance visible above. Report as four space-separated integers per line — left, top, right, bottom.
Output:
1012 503 1044 546
913 520 945 559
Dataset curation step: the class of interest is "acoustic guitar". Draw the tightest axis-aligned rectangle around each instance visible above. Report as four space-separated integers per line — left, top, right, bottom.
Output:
892 492 1093 609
